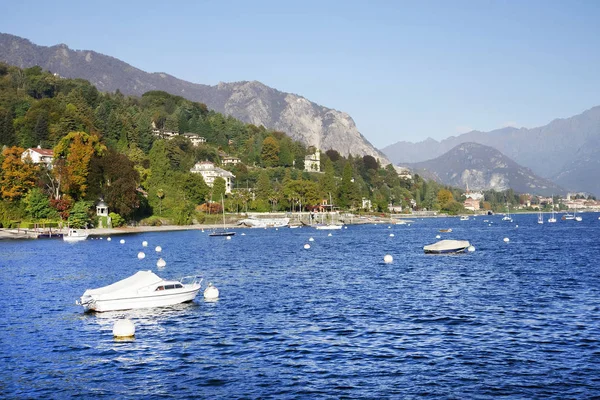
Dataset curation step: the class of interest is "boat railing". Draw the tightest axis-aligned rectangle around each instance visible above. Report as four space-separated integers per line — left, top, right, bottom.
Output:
179 275 203 286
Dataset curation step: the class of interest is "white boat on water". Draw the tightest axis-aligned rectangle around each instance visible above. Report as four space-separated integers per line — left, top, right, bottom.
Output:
76 270 203 312
238 216 290 228
537 211 544 224
501 204 513 222
63 228 88 242
315 224 343 230
423 239 471 254
460 215 469 221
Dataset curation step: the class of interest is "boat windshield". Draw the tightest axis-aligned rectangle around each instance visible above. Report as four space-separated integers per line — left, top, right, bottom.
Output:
155 284 183 291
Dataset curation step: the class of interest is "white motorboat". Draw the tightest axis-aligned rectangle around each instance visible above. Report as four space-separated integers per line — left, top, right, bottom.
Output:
239 216 290 228
315 224 343 230
460 215 469 221
423 239 471 254
562 213 575 221
63 228 88 242
76 270 203 312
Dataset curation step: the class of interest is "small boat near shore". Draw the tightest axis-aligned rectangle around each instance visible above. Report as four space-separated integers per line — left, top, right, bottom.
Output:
439 228 453 233
63 228 88 242
238 216 290 228
315 224 343 230
76 270 203 312
423 239 471 254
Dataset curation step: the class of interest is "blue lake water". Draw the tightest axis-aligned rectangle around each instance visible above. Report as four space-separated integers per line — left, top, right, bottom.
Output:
2 214 600 398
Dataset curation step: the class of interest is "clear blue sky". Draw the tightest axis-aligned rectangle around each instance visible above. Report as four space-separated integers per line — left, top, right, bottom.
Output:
3 0 600 148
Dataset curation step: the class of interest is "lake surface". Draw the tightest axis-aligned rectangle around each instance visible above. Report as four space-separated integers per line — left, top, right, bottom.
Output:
2 214 600 398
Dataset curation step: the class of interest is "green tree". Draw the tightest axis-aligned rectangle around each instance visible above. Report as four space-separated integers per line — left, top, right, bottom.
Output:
86 149 140 219
0 109 16 146
319 157 337 203
278 138 293 167
338 163 360 209
255 170 272 201
68 200 92 228
24 188 55 219
211 177 226 202
261 136 280 167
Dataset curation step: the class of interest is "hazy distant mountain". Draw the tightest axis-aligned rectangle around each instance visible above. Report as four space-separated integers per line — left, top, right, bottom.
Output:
0 33 388 162
382 107 600 194
405 142 565 196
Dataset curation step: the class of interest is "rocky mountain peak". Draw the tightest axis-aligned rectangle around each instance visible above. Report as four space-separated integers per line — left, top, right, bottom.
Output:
0 32 388 164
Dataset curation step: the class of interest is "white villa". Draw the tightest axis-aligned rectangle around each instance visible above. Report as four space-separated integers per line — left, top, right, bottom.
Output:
22 146 54 168
190 161 235 194
151 126 206 146
182 132 207 146
304 148 320 172
222 155 241 165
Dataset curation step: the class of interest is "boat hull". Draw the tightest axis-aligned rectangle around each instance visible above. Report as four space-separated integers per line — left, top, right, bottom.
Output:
424 247 469 254
83 287 201 312
209 231 235 236
315 224 343 230
64 235 88 242
423 239 471 254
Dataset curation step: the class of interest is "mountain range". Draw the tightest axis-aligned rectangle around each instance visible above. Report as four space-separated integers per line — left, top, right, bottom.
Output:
405 142 565 196
0 33 388 163
2 32 598 195
382 106 600 195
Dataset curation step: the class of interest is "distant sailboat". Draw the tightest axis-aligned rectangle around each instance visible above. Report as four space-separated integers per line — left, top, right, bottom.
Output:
502 204 513 222
209 196 236 237
548 197 556 223
575 207 582 222
537 210 544 224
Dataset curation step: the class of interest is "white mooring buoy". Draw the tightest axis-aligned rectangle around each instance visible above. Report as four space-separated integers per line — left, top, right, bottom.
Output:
389 233 395 237
107 237 111 241
142 241 148 247
436 235 441 239
204 283 219 300
137 252 145 260
155 246 162 253
468 245 475 252
226 236 232 240
156 257 166 268
309 237 314 242
113 319 135 338
384 254 393 264
328 233 332 237
503 237 510 243
120 239 125 244
304 244 311 249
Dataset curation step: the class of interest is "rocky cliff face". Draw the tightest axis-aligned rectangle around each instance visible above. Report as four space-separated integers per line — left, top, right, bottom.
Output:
382 106 600 194
405 142 565 196
0 33 388 163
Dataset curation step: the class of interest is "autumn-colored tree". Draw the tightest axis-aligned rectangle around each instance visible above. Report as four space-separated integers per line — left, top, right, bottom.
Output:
261 136 280 167
53 131 106 199
0 146 38 201
437 189 454 207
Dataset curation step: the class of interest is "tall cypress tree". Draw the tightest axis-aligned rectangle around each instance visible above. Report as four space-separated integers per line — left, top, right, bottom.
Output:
0 110 16 146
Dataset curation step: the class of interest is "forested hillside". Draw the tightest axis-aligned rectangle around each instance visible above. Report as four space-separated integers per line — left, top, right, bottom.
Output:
0 63 491 228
